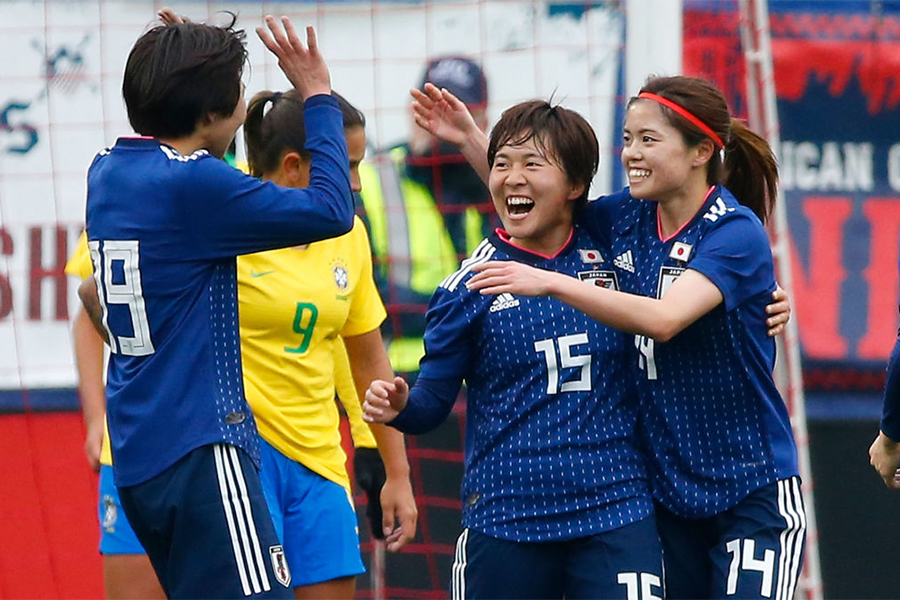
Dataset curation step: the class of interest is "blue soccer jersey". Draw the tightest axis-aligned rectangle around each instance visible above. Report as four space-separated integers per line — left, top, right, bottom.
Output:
391 227 652 542
587 186 799 518
85 95 354 487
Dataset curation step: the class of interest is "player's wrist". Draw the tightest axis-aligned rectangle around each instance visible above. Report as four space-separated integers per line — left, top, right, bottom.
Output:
879 430 900 447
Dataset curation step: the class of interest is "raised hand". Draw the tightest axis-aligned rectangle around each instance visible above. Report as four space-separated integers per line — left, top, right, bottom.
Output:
157 7 187 25
256 16 330 100
363 377 409 424
411 83 478 146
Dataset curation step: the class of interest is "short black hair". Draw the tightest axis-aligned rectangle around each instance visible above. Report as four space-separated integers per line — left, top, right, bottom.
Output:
122 15 247 139
488 100 598 207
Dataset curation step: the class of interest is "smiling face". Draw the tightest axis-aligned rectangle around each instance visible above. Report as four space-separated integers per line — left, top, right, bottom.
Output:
488 135 582 255
621 99 710 205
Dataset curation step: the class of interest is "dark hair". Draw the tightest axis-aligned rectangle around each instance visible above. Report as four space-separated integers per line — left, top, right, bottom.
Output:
123 14 247 139
487 100 598 207
632 75 777 223
244 90 365 178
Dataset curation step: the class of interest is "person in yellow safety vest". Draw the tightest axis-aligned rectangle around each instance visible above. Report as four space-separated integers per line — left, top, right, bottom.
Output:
358 56 497 376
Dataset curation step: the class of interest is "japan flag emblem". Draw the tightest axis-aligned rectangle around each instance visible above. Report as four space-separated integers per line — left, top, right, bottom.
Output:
578 249 604 263
669 242 692 262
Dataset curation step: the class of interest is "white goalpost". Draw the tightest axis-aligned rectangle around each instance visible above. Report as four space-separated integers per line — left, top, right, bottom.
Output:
738 1 824 598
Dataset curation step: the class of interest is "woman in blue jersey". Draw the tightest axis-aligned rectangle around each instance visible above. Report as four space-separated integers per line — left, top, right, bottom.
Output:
465 76 807 599
364 100 665 600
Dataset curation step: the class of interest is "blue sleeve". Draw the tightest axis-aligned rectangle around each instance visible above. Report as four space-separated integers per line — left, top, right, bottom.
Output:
389 280 479 433
183 95 353 258
390 375 461 434
882 329 900 441
688 214 776 310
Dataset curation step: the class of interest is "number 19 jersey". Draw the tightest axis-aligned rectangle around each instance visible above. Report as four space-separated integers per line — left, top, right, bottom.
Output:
86 96 353 487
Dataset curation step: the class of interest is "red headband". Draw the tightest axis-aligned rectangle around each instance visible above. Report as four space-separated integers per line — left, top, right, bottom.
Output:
638 92 725 148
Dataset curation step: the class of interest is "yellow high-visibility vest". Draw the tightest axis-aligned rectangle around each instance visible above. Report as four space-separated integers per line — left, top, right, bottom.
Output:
358 146 484 372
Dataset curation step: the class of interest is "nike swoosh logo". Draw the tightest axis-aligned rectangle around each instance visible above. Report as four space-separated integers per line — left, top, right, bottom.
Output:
250 270 275 278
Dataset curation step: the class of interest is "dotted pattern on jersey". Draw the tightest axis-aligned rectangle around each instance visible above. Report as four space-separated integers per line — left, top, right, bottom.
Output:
612 193 793 518
446 229 652 542
208 261 260 465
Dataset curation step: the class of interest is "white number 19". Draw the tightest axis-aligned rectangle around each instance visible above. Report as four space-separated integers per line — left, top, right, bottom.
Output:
89 240 155 356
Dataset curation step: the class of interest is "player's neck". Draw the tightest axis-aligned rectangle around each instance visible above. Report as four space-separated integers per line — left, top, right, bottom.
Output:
656 180 714 240
157 132 209 158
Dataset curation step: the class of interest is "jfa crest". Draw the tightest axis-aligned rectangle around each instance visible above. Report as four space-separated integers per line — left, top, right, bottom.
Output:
657 266 685 299
269 545 291 587
578 270 619 291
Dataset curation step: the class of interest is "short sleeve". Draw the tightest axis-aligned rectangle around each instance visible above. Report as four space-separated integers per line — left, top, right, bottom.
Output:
65 231 93 280
687 213 776 310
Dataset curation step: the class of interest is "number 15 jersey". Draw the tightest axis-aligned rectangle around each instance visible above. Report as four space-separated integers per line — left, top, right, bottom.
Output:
392 227 652 542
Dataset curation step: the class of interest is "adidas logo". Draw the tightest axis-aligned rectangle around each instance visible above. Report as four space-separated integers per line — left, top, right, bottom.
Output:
489 292 520 313
614 250 635 273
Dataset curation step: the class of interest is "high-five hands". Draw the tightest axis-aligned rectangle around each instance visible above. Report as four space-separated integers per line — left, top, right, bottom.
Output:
256 16 331 100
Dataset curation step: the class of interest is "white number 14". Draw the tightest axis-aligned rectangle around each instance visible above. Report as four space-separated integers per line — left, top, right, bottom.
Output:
726 538 775 597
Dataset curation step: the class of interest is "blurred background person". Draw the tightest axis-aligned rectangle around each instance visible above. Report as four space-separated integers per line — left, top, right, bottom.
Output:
358 56 498 378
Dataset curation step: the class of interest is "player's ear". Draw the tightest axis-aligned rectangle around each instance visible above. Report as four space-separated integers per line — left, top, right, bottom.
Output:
692 138 715 168
567 181 586 202
280 151 307 185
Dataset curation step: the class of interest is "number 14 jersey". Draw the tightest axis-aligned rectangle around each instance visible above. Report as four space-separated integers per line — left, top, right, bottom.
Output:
600 186 799 519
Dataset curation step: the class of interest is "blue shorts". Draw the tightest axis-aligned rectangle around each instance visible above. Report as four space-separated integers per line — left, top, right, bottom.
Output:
656 477 807 600
451 516 664 600
98 464 145 555
259 437 365 586
118 443 292 599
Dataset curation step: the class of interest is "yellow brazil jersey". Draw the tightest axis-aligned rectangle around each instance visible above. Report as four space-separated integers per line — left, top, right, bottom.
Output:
237 217 386 490
65 232 114 467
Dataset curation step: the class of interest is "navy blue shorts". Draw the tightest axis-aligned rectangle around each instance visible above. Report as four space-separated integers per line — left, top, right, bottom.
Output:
118 443 292 599
656 477 807 600
451 516 663 600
